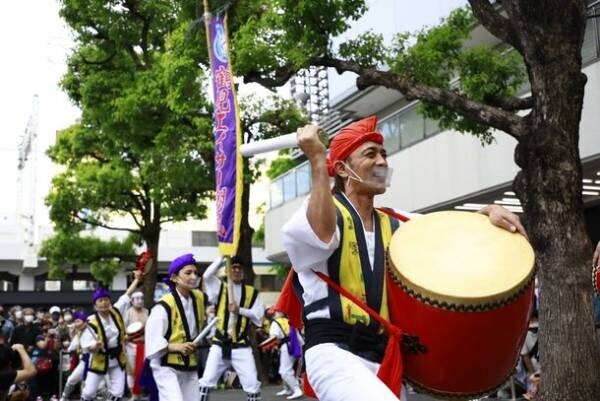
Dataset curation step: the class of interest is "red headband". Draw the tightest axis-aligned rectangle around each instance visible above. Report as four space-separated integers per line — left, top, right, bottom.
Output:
326 116 383 176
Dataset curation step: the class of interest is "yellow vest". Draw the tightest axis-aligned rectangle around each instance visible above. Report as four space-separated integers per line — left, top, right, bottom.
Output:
327 192 398 328
273 317 290 337
87 308 127 374
157 289 206 371
214 282 258 345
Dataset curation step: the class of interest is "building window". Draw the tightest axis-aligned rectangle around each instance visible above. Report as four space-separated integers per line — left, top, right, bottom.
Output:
583 5 600 64
192 231 218 247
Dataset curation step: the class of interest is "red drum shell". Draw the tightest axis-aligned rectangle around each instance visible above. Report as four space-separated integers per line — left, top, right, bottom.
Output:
387 271 533 398
593 265 600 296
126 322 145 342
259 336 281 353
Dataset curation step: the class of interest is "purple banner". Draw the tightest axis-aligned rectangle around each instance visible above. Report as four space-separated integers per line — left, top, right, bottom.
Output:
208 14 242 255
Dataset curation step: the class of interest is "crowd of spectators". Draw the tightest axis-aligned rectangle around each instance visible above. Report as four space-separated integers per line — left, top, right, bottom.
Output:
0 305 83 401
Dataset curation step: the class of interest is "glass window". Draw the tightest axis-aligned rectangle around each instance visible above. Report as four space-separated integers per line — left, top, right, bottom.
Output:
270 178 283 208
282 172 297 202
425 117 441 137
296 163 311 196
192 231 218 246
378 114 401 153
0 281 14 292
582 9 598 63
73 280 96 291
399 107 425 147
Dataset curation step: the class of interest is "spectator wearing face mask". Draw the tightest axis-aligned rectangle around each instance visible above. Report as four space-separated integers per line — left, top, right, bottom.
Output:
10 310 41 352
8 308 22 328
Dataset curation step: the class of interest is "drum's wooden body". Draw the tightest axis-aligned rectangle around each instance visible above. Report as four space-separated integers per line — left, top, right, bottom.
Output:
386 211 535 398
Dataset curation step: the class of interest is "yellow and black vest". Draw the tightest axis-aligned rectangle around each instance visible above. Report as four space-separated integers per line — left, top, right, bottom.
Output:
301 191 399 330
273 316 291 342
87 309 127 374
214 281 258 346
157 289 206 371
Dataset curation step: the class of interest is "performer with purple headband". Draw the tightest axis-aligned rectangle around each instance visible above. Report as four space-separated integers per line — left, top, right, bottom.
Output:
80 270 143 401
60 311 88 401
144 253 209 401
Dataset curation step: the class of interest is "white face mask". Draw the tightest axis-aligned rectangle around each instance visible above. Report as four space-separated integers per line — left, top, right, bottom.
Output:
24 314 34 323
341 162 393 188
64 314 73 322
15 311 23 319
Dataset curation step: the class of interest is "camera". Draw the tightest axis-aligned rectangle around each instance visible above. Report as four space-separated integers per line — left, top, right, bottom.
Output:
0 345 22 371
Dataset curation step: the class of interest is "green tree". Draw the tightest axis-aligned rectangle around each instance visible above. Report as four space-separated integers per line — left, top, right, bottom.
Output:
46 0 307 301
47 0 215 303
232 1 600 400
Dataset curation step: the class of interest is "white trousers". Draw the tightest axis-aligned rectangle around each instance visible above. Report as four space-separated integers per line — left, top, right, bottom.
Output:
150 360 199 401
82 365 126 399
198 344 261 394
66 361 85 386
305 343 406 401
278 344 300 391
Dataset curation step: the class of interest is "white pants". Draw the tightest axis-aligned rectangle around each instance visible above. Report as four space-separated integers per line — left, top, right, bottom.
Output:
305 343 406 401
278 344 300 391
82 365 126 399
66 361 85 386
150 359 199 401
126 342 143 393
198 344 261 394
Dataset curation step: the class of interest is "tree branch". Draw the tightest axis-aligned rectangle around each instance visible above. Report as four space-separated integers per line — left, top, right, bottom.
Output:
317 56 526 138
468 0 522 52
242 64 298 87
486 95 533 111
74 214 141 234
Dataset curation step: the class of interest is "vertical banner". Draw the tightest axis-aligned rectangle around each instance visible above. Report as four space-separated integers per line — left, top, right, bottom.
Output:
207 13 243 256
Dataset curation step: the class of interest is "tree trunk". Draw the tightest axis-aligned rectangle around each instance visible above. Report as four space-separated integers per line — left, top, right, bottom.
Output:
513 41 600 399
142 228 161 309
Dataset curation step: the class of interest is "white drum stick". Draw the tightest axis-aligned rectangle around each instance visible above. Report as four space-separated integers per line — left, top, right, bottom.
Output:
240 133 298 157
193 316 218 346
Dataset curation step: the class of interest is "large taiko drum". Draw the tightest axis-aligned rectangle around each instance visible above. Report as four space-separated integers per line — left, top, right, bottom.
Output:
126 321 145 343
386 211 535 399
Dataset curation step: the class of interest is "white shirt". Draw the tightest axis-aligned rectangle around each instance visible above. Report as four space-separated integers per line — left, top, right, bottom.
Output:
145 289 200 361
203 263 265 327
281 195 415 320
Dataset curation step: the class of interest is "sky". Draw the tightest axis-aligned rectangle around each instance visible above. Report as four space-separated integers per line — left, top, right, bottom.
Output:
0 0 79 218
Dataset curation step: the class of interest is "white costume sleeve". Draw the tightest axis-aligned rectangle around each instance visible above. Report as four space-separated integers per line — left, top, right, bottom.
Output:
67 333 80 352
281 197 340 273
80 326 97 353
238 292 264 327
113 293 131 316
145 304 170 360
269 321 284 339
203 257 224 304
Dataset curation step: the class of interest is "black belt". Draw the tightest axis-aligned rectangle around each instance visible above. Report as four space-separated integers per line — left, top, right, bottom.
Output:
106 347 120 359
304 318 387 364
212 338 250 360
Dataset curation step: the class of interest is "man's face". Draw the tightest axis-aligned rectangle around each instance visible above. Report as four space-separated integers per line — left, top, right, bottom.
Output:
336 141 389 195
231 264 244 284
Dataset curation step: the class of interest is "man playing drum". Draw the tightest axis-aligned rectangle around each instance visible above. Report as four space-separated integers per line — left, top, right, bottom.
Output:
124 291 148 400
281 116 527 401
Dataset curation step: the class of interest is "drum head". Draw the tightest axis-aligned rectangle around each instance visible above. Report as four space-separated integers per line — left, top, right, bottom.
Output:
126 321 143 335
388 211 535 308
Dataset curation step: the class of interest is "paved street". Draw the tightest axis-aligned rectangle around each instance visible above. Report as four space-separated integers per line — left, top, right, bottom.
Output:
205 385 521 401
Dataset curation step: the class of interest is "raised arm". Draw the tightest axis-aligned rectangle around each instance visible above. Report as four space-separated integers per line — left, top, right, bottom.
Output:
297 125 336 243
203 256 224 304
11 344 36 382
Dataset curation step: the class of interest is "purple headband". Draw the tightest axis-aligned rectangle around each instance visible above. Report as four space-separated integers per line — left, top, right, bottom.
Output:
92 287 111 303
163 253 196 289
73 311 87 322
